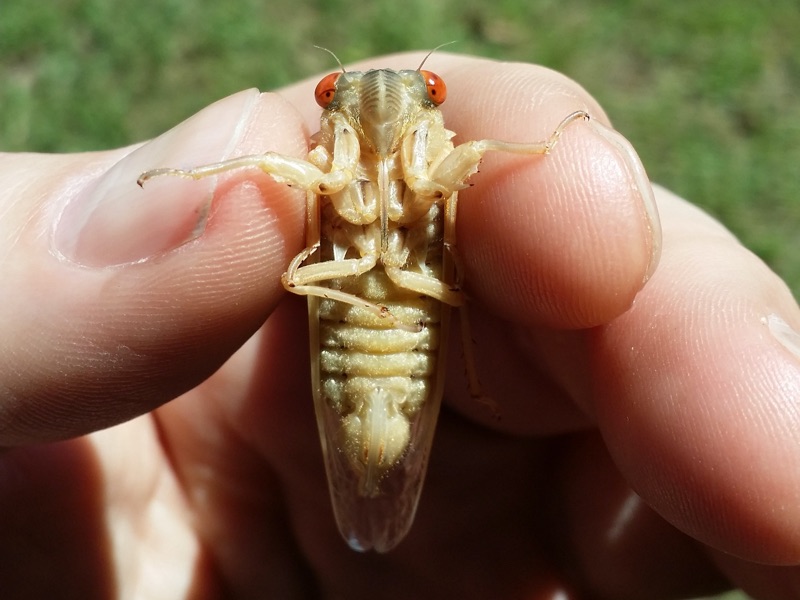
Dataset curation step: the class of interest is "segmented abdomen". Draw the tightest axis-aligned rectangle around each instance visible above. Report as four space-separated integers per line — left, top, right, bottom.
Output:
317 269 443 495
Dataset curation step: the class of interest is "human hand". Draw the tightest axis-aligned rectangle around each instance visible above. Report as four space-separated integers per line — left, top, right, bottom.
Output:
2 53 798 599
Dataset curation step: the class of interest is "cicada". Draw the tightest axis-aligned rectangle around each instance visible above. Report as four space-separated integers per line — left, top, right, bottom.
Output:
138 55 588 552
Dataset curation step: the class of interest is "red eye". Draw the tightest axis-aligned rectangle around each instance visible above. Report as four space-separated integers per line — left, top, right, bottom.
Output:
420 70 446 105
314 73 340 108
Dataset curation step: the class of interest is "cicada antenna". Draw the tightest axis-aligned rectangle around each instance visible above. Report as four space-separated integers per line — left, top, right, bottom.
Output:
314 45 347 73
416 41 458 71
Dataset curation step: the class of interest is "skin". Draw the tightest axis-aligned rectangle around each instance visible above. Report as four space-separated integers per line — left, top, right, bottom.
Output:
1 52 799 599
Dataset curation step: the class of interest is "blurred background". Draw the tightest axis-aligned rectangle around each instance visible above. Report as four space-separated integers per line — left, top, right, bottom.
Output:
1 1 797 597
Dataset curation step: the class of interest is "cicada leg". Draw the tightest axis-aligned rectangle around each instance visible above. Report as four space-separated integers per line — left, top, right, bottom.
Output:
425 110 590 189
282 250 421 332
137 152 329 189
383 266 464 307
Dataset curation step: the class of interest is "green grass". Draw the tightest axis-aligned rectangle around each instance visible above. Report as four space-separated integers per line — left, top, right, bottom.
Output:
1 1 797 596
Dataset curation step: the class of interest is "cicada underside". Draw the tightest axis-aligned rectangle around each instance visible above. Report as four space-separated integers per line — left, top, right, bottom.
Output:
138 57 588 552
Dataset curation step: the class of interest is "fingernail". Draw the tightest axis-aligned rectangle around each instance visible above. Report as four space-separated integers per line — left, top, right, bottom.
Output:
765 314 800 361
589 119 662 282
54 89 260 267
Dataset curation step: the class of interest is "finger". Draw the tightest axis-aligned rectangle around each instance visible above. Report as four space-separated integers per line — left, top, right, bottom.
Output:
0 90 308 445
444 309 594 435
552 433 729 598
593 185 800 564
281 52 660 329
443 59 658 329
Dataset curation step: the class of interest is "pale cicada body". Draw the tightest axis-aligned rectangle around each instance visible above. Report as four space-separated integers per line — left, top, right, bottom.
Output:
290 68 459 552
138 59 588 552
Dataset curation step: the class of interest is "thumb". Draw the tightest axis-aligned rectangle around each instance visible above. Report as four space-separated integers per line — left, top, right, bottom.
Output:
0 89 307 445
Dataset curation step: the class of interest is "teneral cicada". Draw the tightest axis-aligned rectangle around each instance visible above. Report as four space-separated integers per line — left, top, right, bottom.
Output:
138 55 588 552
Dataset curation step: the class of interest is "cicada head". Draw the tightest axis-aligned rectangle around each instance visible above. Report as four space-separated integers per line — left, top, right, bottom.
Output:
314 68 446 157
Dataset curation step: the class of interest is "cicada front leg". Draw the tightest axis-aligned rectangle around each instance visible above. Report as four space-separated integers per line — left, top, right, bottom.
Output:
137 151 328 189
426 110 590 191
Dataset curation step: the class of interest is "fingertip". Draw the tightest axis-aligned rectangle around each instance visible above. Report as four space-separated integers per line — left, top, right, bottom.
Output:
455 96 656 328
56 89 305 268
